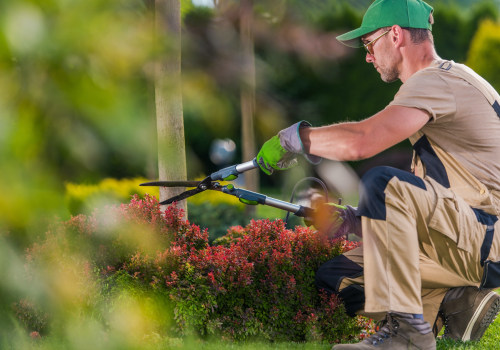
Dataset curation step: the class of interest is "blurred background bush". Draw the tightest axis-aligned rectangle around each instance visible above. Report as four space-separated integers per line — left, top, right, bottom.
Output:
1 0 500 347
1 0 499 241
65 177 247 242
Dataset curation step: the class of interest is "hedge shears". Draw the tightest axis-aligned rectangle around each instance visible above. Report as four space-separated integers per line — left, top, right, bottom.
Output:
140 158 315 220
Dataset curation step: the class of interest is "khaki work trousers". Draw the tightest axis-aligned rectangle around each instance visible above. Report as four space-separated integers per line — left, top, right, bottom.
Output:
336 167 500 324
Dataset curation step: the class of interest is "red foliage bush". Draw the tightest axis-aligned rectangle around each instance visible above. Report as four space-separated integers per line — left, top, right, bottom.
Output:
25 194 372 342
120 195 369 341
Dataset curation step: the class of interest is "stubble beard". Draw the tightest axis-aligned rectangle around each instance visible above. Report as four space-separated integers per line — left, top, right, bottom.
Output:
378 55 400 83
379 65 400 83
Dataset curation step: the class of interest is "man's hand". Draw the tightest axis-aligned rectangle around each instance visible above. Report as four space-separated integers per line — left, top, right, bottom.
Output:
311 202 346 237
256 135 298 175
311 201 362 239
256 121 321 175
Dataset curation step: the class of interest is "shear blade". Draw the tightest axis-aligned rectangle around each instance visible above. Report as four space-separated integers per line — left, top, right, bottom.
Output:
160 188 203 205
140 180 201 188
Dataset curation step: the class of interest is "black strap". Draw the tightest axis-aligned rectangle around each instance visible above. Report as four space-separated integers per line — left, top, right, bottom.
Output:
493 101 500 119
413 135 450 188
437 60 500 119
472 208 499 266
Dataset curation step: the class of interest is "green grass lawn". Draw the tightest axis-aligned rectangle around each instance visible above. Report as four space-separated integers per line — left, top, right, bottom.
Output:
188 319 500 350
18 309 500 350
435 316 500 349
185 316 500 350
150 319 500 349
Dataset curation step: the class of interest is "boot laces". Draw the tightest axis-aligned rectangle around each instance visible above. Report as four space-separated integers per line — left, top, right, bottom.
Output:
367 316 400 345
434 310 450 338
442 315 450 337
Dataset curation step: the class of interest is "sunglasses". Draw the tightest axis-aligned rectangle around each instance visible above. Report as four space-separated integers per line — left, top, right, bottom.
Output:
363 29 391 55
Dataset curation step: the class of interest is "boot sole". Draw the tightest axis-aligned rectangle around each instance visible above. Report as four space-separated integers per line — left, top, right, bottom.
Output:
462 291 500 341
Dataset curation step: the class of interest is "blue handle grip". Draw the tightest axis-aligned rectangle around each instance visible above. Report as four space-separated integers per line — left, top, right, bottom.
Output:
210 159 258 181
221 184 313 219
222 185 266 205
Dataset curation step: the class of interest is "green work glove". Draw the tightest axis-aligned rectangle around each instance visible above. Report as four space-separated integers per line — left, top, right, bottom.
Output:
256 135 297 175
257 121 321 175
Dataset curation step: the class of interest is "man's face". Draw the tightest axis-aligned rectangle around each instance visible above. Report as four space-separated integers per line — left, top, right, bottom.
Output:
361 28 400 83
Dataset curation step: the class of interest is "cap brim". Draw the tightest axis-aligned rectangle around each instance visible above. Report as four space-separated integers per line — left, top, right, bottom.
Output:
336 26 379 48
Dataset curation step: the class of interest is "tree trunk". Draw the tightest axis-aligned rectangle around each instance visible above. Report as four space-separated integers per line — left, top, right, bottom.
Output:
155 0 188 214
240 0 258 216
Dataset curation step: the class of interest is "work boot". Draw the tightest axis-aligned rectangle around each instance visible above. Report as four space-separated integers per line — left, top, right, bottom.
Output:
332 313 436 350
437 286 500 341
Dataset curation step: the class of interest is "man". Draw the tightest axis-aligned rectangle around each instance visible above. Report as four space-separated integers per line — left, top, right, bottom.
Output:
256 0 500 349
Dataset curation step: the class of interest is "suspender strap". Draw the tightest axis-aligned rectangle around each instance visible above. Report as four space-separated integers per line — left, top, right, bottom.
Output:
413 135 450 188
493 101 500 118
438 61 500 119
472 207 499 266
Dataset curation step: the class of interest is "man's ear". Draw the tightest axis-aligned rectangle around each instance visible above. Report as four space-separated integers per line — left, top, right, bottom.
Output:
391 25 405 48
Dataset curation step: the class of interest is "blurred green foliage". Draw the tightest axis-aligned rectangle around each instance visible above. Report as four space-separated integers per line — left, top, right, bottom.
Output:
182 0 499 182
467 19 500 90
188 202 247 242
0 0 500 347
1 0 498 240
0 0 158 246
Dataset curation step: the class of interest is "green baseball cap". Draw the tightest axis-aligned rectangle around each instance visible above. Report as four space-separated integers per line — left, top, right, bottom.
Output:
337 0 434 47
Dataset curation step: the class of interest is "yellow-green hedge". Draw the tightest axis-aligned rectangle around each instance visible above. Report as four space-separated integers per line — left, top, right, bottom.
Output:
467 19 500 91
65 177 243 215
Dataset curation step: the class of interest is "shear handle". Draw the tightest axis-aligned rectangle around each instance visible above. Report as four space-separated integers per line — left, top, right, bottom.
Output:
210 158 258 181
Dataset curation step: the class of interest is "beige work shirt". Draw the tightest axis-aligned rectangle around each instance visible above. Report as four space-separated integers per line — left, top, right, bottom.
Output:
388 60 500 214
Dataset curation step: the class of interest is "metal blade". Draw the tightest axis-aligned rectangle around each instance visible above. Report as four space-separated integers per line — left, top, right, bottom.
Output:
160 188 204 205
140 180 201 188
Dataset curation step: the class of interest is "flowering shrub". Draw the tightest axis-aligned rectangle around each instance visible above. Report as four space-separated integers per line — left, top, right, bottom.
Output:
23 194 371 342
